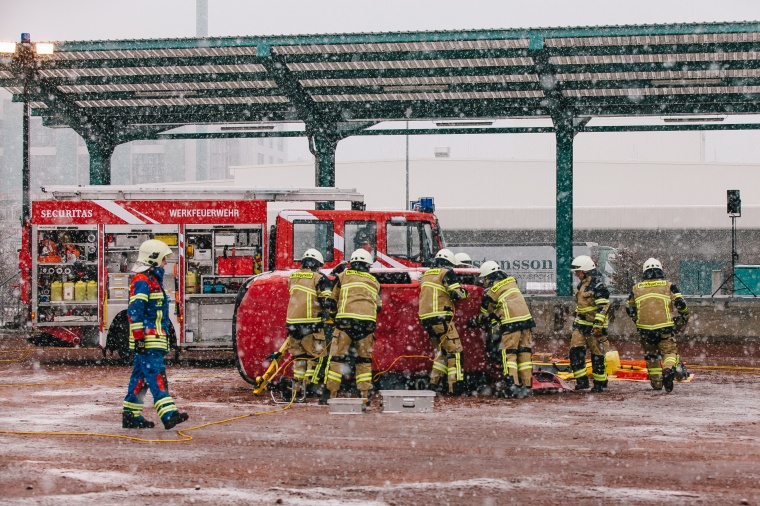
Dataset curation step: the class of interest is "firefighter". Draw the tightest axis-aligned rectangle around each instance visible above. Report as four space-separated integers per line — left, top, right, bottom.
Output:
321 249 382 408
626 258 690 392
568 255 611 393
418 249 469 394
468 261 536 398
285 248 332 397
455 252 474 267
122 240 189 430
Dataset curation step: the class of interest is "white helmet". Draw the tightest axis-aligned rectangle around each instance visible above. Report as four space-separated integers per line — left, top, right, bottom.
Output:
301 248 324 265
570 255 596 272
643 257 662 273
455 252 473 266
349 248 373 265
479 260 503 278
134 239 173 273
434 248 457 266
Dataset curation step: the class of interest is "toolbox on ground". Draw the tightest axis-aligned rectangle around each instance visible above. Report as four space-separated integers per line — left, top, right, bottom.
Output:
379 390 435 413
327 398 365 414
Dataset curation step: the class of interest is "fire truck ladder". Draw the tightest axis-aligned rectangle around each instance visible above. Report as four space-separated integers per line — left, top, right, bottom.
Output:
40 185 364 206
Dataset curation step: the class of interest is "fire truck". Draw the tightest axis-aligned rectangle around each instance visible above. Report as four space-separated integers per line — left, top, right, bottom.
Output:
22 185 365 361
232 198 496 394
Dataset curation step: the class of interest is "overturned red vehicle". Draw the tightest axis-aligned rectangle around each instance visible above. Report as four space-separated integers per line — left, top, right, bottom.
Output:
232 203 497 393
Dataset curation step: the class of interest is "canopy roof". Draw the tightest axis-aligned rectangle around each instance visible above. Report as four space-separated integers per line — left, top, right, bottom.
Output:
2 21 760 140
4 21 760 296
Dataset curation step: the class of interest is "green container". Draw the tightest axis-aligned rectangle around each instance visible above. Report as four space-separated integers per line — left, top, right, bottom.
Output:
733 265 760 296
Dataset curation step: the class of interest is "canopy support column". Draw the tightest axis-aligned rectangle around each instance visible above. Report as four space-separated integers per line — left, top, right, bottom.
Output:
308 130 339 210
84 137 115 185
554 113 577 297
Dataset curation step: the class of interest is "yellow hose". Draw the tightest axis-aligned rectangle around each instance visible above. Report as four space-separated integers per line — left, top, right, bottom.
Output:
0 369 297 444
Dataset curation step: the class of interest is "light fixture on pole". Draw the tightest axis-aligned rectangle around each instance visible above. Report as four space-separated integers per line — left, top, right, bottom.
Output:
0 33 55 315
712 189 755 297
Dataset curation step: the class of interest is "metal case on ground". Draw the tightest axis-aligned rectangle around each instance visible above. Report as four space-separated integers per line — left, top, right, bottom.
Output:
379 390 435 413
327 398 365 414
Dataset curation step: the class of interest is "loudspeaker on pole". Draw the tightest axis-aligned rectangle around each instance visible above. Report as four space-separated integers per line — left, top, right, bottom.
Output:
727 189 741 216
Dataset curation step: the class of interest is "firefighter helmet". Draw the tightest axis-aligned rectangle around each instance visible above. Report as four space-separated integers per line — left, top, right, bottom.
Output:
455 252 473 267
643 257 662 273
570 255 596 272
301 248 324 266
434 249 457 266
349 248 373 265
478 260 503 278
133 239 173 273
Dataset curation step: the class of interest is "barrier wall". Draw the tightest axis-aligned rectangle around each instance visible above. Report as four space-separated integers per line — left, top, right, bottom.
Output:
528 296 760 342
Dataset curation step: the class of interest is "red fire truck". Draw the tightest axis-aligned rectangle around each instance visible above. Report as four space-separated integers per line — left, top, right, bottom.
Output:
22 185 365 361
232 199 494 394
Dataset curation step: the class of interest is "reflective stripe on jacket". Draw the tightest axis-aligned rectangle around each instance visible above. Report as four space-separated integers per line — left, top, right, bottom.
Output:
286 269 332 325
128 270 169 351
573 275 610 330
480 276 535 330
332 269 381 322
627 279 686 331
418 267 467 320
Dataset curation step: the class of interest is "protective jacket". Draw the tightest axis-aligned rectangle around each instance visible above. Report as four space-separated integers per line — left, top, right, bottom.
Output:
127 267 169 352
573 274 610 334
332 269 382 322
479 276 535 332
286 268 333 325
418 267 468 321
627 278 689 335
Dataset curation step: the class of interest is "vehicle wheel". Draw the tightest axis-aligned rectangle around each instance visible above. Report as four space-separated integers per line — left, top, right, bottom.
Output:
107 311 132 365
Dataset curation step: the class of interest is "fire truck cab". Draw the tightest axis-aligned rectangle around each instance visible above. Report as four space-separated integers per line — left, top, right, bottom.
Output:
23 185 366 360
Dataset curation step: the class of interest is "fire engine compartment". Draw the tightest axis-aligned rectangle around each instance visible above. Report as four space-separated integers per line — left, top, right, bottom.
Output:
28 192 270 353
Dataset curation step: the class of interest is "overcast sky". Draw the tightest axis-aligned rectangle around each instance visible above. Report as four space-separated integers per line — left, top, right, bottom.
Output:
3 0 760 165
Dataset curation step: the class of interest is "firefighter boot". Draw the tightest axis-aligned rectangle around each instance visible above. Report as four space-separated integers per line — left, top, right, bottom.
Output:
591 354 608 393
318 388 331 406
569 347 590 390
575 376 590 391
163 411 189 430
663 367 676 393
122 412 155 429
516 386 534 399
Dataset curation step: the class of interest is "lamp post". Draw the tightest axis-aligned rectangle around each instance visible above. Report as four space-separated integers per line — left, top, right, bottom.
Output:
0 33 54 315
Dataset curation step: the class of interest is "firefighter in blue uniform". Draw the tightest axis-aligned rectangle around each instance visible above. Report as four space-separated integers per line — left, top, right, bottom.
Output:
122 239 189 430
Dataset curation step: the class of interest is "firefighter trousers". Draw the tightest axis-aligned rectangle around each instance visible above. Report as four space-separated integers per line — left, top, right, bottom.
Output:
499 328 534 388
640 332 678 390
286 325 326 388
325 320 375 399
122 351 180 424
421 318 464 393
569 328 609 384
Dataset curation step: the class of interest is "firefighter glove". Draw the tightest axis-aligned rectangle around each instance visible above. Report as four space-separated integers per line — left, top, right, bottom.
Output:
673 315 688 333
134 338 146 355
467 316 481 330
592 326 603 337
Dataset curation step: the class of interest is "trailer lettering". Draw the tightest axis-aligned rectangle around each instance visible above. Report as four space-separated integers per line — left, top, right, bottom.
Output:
168 209 240 218
40 209 94 218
